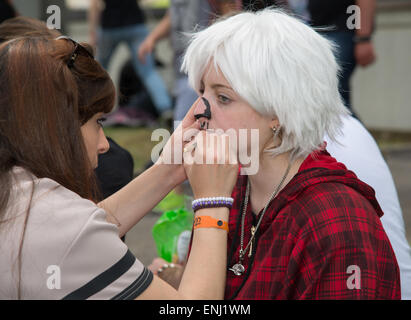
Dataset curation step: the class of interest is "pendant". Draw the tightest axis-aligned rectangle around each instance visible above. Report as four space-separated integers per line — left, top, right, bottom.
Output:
229 263 245 276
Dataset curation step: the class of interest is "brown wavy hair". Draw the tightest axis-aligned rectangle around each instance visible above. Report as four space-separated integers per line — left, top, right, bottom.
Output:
0 16 61 41
0 33 115 298
0 36 115 202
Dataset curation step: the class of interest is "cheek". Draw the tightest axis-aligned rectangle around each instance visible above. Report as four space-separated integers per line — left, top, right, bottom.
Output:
81 125 99 156
219 115 258 133
212 118 236 131
209 107 242 131
81 126 90 149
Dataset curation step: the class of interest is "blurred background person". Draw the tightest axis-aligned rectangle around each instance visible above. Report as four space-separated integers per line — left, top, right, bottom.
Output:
242 0 376 118
308 0 377 119
89 0 173 126
137 0 241 193
138 0 241 124
0 0 17 24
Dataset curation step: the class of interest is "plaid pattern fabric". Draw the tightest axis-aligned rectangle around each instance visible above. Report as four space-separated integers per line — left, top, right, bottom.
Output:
225 150 401 299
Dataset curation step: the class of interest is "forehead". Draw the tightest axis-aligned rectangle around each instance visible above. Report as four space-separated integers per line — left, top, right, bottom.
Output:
201 62 231 87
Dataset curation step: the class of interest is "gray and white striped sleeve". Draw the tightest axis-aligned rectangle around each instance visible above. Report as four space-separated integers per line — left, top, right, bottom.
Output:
58 208 153 300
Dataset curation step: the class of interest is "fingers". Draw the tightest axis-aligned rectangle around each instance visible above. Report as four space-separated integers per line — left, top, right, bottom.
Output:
172 98 202 145
183 138 198 161
182 119 201 141
181 97 202 128
183 130 204 165
181 120 201 161
183 130 239 199
184 130 236 166
148 257 168 274
223 133 237 165
193 130 206 165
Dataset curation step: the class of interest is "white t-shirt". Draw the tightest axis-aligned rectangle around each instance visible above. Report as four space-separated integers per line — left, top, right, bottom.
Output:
326 116 411 300
0 167 153 300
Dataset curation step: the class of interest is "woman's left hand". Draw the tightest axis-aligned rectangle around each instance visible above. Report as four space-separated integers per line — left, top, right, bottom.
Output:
156 98 202 186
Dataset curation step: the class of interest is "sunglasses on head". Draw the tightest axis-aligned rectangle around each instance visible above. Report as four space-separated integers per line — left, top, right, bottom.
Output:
56 36 94 68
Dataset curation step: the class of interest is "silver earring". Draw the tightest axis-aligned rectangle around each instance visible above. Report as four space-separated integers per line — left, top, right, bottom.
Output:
272 125 281 142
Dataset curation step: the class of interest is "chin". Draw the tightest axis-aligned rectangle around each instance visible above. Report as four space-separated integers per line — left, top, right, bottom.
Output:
92 158 98 169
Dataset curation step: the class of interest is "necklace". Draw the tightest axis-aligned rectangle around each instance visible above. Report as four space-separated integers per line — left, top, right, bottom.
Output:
229 160 292 276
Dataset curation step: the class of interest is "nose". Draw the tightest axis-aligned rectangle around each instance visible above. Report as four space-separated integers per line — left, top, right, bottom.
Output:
98 129 110 155
194 97 212 129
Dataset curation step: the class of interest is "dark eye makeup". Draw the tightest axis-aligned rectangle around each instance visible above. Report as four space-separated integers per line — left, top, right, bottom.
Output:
97 117 106 127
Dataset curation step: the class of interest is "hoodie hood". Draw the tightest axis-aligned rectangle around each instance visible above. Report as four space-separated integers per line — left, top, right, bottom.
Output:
282 149 384 218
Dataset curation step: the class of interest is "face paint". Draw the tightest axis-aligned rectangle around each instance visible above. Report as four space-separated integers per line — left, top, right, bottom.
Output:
195 97 212 130
200 97 212 120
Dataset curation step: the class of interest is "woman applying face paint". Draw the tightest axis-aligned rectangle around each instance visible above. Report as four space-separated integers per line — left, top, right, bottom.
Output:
0 35 238 299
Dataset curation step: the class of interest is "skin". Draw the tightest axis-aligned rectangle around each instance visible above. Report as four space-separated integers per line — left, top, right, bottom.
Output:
80 112 110 169
148 63 309 285
355 0 376 67
194 64 273 159
80 105 239 300
193 63 305 215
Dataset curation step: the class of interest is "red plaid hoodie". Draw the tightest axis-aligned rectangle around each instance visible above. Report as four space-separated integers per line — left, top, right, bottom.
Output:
225 150 401 299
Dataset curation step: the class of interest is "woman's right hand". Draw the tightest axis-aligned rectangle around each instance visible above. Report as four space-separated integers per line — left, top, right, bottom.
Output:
183 130 239 199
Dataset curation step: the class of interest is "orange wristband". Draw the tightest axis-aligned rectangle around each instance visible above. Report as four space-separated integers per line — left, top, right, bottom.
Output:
193 216 229 232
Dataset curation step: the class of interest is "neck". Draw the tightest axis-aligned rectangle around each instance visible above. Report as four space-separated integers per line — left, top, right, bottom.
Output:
247 151 305 215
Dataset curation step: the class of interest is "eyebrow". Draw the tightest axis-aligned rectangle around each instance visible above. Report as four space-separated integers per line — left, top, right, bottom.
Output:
200 80 233 91
211 84 233 91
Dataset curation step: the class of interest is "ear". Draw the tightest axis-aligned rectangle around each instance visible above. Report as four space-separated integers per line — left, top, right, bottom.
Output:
269 118 280 130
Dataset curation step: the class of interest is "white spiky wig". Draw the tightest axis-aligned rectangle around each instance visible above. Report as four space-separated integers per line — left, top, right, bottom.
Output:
181 8 349 160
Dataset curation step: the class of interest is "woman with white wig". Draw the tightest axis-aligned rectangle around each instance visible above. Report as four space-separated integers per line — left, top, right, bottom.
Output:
182 9 401 299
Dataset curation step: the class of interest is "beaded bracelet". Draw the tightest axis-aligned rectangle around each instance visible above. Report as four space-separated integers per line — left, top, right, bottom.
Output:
192 197 234 212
